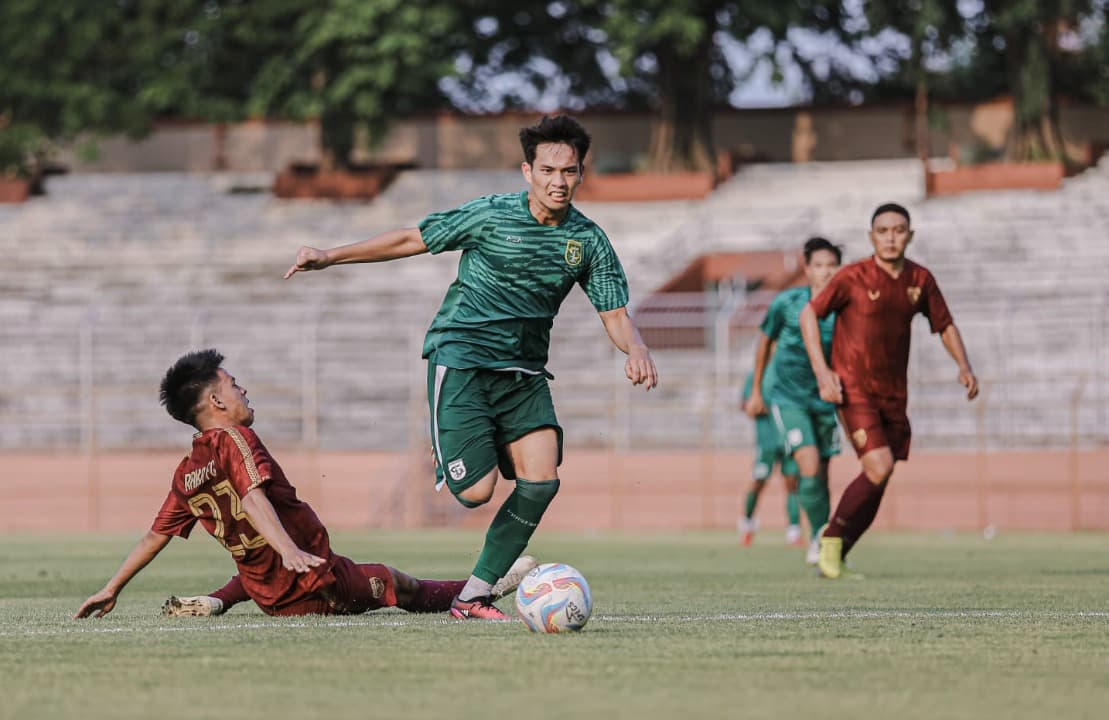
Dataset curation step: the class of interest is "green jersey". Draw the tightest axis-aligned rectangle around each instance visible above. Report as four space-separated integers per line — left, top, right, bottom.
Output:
418 192 629 372
759 286 836 412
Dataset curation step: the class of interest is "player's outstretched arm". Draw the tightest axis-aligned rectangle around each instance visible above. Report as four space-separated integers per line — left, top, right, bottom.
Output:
241 487 326 573
800 304 842 404
283 227 429 279
599 306 658 391
74 530 172 619
940 324 979 400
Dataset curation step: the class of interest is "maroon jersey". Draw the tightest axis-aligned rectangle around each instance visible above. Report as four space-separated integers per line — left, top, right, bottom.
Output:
151 426 338 610
809 257 952 399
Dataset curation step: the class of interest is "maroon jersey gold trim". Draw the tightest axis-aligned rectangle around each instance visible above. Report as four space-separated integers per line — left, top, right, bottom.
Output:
810 257 952 399
152 425 338 610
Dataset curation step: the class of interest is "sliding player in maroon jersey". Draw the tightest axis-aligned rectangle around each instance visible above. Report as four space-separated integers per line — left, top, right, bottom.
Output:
800 203 978 579
75 349 531 619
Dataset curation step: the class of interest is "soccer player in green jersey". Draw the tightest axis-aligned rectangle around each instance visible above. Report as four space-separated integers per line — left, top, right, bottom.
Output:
284 115 658 620
747 238 842 565
740 366 802 548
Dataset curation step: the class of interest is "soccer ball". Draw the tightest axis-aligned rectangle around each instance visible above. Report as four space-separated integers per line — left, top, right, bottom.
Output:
514 562 592 633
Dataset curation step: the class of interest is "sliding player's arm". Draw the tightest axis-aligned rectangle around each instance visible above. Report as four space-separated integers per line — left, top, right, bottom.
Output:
74 530 173 618
284 228 428 278
240 488 326 573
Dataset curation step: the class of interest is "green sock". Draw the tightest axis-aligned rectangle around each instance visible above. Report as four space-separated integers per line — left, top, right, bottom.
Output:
786 491 801 526
744 490 758 519
798 475 830 540
473 478 559 584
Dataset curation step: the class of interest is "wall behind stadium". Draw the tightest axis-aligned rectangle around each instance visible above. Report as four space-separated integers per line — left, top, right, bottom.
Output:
3 449 1107 533
55 99 1109 173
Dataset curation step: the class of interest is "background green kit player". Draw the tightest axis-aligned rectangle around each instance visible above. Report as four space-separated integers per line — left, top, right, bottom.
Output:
285 115 659 620
747 238 842 564
740 364 802 547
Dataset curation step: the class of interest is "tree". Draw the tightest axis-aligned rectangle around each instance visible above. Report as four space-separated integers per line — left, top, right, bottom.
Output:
455 1 851 176
978 0 1099 162
246 0 463 169
860 1 964 160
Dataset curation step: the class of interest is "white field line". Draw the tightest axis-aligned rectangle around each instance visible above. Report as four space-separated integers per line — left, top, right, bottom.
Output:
3 609 1107 639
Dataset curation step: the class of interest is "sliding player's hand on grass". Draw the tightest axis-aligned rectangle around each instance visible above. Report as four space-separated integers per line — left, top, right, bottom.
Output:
280 547 326 573
74 589 117 619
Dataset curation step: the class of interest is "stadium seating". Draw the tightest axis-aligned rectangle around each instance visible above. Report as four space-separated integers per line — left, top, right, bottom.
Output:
1 158 1106 451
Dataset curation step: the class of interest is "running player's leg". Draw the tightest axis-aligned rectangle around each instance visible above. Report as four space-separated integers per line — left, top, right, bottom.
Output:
741 415 778 545
428 365 512 618
841 404 909 558
448 371 560 619
780 456 803 546
461 427 559 602
819 401 895 577
772 406 819 547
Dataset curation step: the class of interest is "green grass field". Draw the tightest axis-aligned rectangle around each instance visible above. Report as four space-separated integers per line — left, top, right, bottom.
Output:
1 530 1107 720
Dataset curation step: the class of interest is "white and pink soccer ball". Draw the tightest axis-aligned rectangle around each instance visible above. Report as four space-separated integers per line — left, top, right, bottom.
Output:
514 562 592 633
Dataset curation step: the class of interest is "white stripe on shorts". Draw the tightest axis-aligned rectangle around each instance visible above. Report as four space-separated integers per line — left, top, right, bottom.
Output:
432 364 447 492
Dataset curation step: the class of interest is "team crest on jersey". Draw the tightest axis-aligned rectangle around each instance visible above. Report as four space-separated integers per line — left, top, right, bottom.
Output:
564 239 583 266
447 458 467 481
852 429 868 448
369 576 385 599
907 286 921 304
867 290 880 301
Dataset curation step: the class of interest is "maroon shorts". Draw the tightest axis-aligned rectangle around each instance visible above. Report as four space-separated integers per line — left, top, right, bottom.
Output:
268 556 398 617
837 390 911 461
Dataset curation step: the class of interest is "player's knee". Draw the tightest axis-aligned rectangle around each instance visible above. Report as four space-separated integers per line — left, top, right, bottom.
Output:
798 475 824 501
864 461 894 484
455 470 499 507
515 477 560 508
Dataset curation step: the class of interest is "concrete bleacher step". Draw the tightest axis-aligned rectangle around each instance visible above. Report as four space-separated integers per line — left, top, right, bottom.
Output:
3 163 1108 449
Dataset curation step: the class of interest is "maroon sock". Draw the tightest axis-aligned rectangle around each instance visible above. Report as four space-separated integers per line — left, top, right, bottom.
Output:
824 472 883 540
842 482 887 558
209 575 249 609
397 579 467 613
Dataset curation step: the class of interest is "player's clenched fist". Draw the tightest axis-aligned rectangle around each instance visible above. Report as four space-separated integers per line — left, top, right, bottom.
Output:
284 246 331 279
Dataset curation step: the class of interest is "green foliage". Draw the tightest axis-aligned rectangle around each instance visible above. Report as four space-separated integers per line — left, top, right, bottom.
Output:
0 119 48 178
246 0 462 166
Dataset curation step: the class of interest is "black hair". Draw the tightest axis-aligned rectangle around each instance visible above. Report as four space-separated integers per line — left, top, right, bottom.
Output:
803 237 842 265
159 349 224 426
519 115 591 167
871 202 911 227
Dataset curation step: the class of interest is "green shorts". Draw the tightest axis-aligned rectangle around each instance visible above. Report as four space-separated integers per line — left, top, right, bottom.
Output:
753 414 797 480
770 404 841 460
428 364 563 496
